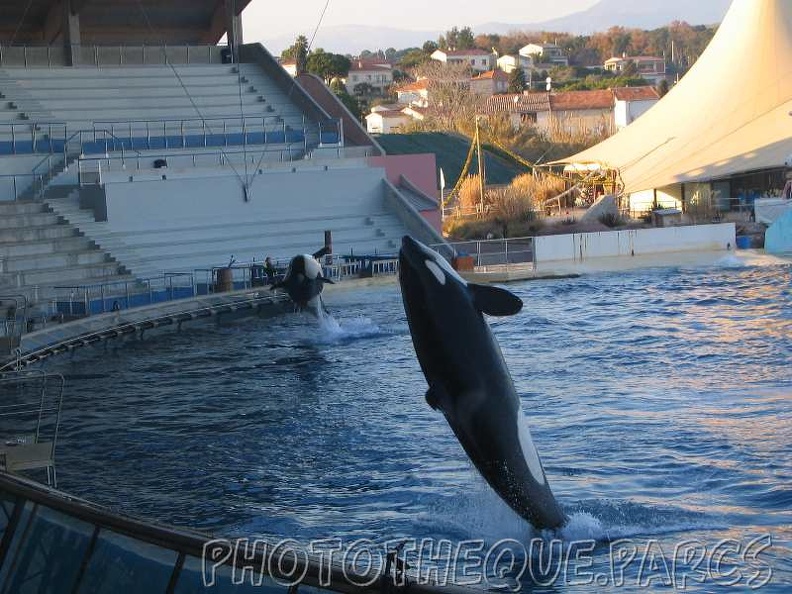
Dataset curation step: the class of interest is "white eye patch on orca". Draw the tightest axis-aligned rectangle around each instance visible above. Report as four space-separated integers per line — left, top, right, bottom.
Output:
424 260 446 285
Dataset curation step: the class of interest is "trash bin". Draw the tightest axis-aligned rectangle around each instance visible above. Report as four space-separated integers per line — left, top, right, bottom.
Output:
735 236 752 249
215 267 234 292
452 255 475 271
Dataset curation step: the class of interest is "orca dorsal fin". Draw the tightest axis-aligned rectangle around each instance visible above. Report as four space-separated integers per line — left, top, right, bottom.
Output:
468 283 523 317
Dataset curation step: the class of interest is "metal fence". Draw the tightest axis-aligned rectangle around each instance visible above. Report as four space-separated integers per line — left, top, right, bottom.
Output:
430 236 535 267
0 44 227 68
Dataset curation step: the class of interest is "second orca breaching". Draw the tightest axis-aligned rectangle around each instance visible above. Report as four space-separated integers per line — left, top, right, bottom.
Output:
271 247 334 315
398 235 566 530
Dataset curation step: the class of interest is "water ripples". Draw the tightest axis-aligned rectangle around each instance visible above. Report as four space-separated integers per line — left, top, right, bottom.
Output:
41 257 792 591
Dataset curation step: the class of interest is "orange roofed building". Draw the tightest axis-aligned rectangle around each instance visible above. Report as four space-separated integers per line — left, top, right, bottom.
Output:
484 87 660 136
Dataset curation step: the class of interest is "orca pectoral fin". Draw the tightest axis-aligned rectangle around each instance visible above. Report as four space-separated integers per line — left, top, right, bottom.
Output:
468 283 523 316
425 384 446 410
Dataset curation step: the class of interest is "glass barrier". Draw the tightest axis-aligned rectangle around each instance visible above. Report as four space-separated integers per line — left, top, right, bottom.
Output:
0 473 464 594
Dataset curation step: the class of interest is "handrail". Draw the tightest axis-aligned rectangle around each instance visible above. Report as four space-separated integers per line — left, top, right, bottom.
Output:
0 43 227 68
0 470 470 594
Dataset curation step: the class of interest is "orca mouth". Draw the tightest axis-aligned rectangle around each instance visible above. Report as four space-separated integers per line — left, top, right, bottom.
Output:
399 244 453 390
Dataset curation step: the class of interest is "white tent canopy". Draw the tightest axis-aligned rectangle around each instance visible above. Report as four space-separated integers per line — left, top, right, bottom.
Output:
556 0 792 195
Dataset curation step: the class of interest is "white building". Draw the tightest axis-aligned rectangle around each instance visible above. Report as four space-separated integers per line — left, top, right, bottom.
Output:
430 48 495 73
604 56 667 85
612 87 660 129
496 54 533 74
519 43 569 66
365 109 409 134
396 79 430 107
345 60 394 95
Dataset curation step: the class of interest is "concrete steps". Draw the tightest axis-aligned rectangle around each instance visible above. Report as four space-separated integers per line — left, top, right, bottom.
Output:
0 236 97 259
0 197 131 304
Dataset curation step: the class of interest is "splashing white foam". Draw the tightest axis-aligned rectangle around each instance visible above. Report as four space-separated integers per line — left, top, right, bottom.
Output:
559 511 607 542
314 308 382 343
714 254 746 268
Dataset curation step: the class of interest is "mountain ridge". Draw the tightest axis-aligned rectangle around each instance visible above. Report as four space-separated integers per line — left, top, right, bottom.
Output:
259 0 731 55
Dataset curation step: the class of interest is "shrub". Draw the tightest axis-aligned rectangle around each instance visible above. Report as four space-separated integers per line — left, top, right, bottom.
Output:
597 212 624 228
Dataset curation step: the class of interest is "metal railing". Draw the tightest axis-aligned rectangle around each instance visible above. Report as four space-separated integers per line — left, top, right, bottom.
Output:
0 44 227 68
48 255 400 321
0 122 68 155
0 371 64 487
0 173 45 201
76 146 306 184
430 236 536 267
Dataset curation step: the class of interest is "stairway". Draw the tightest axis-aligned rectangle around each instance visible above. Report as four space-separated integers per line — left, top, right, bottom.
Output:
0 197 133 305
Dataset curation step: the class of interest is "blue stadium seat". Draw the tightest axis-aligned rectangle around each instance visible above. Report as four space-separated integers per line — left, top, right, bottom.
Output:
285 129 304 143
184 134 205 148
12 140 34 154
165 136 184 149
225 132 245 146
245 132 265 145
82 141 108 155
148 137 166 150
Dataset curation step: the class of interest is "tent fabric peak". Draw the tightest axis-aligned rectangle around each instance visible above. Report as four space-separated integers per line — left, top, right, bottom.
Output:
555 0 792 194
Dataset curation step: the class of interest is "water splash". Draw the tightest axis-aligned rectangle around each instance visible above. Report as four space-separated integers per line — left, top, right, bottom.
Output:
714 254 746 268
314 306 383 343
559 511 606 541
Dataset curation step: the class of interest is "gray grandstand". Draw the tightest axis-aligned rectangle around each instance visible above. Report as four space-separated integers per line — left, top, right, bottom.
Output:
0 0 442 310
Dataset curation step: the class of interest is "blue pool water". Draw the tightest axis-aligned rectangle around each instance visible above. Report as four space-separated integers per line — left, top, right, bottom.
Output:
46 256 791 592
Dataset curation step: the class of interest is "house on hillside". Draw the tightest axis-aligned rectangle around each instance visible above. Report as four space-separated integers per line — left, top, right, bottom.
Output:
470 69 509 96
519 43 569 67
549 90 616 136
483 86 660 137
483 93 551 129
365 109 409 134
401 105 427 122
604 55 666 84
345 60 394 95
613 87 660 128
430 48 495 73
396 79 430 107
496 54 534 75
280 59 298 77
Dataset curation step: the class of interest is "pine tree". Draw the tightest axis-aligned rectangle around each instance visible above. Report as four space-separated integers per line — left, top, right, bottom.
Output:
508 68 527 93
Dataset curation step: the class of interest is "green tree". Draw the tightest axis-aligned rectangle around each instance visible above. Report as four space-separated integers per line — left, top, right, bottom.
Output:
353 82 377 99
330 79 361 120
306 49 352 84
656 79 670 97
422 40 439 54
508 68 527 93
439 26 475 51
282 35 309 74
400 48 430 69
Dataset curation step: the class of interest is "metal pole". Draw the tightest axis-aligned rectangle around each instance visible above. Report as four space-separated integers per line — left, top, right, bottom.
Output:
475 116 485 215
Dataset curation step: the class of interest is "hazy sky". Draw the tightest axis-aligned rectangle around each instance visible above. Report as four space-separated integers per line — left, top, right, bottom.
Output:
241 0 600 42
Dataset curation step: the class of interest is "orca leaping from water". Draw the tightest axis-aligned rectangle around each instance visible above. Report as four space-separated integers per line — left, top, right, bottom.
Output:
271 247 334 315
398 235 566 530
